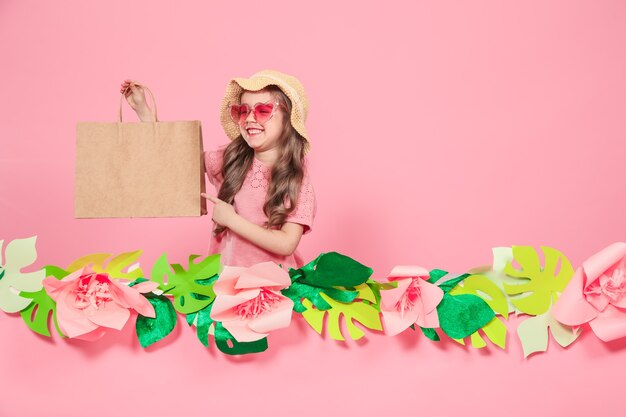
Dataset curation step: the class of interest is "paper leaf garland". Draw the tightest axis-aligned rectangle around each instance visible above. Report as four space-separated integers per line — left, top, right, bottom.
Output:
1 234 624 357
0 237 46 313
301 283 383 341
150 254 220 314
503 246 575 315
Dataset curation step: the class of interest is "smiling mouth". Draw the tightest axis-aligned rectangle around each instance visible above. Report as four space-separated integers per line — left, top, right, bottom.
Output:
247 128 264 137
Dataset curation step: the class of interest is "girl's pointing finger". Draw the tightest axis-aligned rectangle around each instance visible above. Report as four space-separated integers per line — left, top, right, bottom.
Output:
201 193 218 204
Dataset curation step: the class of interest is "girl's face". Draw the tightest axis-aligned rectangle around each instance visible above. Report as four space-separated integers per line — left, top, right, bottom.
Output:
238 90 286 153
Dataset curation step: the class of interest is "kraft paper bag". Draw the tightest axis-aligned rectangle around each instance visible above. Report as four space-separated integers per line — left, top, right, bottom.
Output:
75 84 206 218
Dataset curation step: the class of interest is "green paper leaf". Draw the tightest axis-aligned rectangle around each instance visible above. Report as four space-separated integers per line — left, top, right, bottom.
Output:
426 269 469 293
427 268 449 284
420 326 440 341
503 246 574 315
301 283 382 341
282 282 359 312
43 265 71 279
437 293 495 339
19 288 64 338
363 280 394 312
185 305 267 354
214 322 268 355
283 252 373 313
136 294 177 348
18 265 66 337
151 253 220 314
438 273 470 294
282 282 332 312
295 252 373 288
186 303 215 347
449 274 510 349
128 277 149 287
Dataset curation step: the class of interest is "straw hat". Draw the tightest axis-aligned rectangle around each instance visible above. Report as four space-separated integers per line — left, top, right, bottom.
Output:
219 69 311 155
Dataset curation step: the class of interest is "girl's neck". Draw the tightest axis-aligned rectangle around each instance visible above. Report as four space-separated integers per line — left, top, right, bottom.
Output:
254 149 279 167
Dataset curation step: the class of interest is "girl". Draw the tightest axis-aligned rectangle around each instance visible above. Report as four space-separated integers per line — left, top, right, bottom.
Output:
120 70 316 270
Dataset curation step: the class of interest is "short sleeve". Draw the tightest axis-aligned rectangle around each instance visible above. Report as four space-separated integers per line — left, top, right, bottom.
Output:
285 174 316 235
203 147 225 187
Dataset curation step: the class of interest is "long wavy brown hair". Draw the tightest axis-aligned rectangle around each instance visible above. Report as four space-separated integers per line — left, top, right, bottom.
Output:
213 85 308 238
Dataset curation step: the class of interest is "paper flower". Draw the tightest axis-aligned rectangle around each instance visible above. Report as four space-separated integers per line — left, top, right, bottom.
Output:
381 266 444 336
210 262 294 342
552 242 626 342
42 266 158 341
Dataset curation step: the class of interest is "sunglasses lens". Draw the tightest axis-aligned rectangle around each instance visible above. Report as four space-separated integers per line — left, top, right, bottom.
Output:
253 103 275 124
230 104 251 125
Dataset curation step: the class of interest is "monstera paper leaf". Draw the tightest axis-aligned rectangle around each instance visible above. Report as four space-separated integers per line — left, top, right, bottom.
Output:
517 311 581 357
151 253 220 314
63 250 144 280
301 283 383 341
503 246 574 315
19 265 65 337
467 247 521 314
0 237 46 313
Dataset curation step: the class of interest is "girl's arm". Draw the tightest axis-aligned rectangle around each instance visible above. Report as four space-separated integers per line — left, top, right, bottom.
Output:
227 215 304 256
202 193 304 256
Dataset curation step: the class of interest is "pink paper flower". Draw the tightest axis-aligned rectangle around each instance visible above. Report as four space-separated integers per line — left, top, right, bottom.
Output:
42 266 158 341
381 265 444 336
553 242 626 342
210 262 294 342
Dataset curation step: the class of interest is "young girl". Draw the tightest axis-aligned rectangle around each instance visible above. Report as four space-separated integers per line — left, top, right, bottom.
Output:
120 70 316 270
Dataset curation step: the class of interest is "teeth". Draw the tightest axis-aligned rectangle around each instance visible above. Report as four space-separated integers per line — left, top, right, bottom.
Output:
247 129 263 135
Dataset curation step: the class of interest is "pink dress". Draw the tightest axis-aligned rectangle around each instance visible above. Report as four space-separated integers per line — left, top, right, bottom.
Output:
204 145 316 270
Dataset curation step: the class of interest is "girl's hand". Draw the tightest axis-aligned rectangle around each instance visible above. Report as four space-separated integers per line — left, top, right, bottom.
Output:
201 193 237 228
119 79 154 122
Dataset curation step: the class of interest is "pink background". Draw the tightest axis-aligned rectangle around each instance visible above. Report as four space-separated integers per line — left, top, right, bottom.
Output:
1 1 626 416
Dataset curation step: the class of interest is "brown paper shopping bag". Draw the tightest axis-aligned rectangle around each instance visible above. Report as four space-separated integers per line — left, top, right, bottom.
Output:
75 84 206 218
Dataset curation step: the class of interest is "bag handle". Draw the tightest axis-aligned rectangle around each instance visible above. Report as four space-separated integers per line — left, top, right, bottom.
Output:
119 82 159 122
